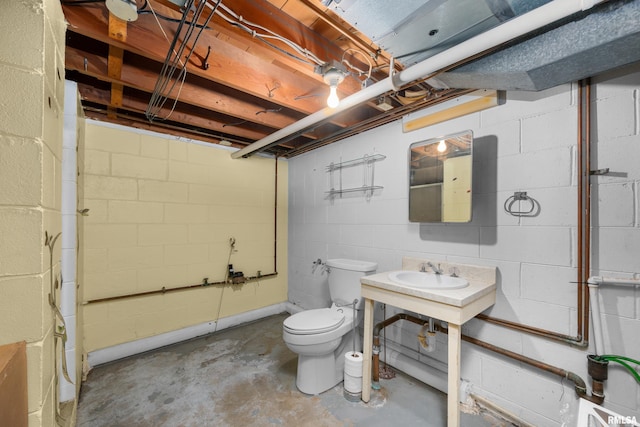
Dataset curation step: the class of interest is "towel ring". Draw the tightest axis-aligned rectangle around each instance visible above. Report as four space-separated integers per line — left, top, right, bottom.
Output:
504 191 536 216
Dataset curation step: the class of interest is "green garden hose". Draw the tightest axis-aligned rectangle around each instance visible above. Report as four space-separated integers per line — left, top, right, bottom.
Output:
592 354 640 384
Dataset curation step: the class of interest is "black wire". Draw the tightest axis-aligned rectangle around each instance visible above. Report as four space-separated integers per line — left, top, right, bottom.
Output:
147 0 221 121
65 0 316 72
138 0 210 29
146 0 194 120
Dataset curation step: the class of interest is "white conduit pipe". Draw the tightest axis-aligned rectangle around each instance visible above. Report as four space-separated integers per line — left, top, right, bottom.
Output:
587 276 640 355
231 0 604 159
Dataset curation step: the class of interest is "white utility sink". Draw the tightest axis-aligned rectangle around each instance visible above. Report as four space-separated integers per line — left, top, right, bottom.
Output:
388 270 469 290
361 261 496 426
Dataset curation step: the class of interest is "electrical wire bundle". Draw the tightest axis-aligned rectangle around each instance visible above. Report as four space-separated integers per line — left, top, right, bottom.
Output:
145 0 221 122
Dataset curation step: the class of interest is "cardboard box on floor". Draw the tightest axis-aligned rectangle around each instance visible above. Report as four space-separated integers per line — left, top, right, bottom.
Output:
0 341 27 427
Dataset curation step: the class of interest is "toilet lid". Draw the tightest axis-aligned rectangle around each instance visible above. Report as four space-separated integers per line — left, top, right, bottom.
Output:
284 308 345 335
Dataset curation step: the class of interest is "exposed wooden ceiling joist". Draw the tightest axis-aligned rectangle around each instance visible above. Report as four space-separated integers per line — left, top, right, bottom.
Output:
61 0 435 156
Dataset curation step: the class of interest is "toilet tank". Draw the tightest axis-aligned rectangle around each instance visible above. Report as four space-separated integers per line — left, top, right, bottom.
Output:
326 259 377 307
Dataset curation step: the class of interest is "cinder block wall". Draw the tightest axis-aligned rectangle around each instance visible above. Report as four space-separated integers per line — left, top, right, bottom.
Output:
81 122 288 353
288 64 640 425
0 0 67 425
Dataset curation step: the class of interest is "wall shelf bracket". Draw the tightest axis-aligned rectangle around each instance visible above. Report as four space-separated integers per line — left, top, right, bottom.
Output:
326 153 386 201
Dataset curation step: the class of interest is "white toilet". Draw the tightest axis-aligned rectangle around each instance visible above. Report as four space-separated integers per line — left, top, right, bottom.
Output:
283 258 378 395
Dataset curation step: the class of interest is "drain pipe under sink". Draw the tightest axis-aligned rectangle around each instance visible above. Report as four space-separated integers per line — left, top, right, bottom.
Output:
372 313 426 388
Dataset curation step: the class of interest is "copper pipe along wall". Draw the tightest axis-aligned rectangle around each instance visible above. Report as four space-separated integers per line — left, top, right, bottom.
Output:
577 79 585 340
84 273 278 305
372 313 606 404
86 156 282 306
475 313 579 344
370 312 602 403
476 79 592 348
274 156 278 274
583 79 592 344
437 325 603 404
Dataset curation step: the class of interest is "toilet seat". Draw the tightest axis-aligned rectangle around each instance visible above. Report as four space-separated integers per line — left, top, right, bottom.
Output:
283 308 345 335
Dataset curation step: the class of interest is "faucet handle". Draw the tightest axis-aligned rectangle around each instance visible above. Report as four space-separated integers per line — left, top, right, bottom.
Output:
420 263 427 272
449 266 460 277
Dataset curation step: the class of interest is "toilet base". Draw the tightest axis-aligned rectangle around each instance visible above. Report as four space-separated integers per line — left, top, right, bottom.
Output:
294 330 360 395
296 352 341 395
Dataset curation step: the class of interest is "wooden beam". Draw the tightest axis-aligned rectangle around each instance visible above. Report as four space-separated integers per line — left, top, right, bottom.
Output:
108 12 128 41
107 45 124 80
77 83 272 141
110 81 124 107
66 45 301 130
62 3 344 117
108 12 127 111
83 109 297 151
152 0 366 92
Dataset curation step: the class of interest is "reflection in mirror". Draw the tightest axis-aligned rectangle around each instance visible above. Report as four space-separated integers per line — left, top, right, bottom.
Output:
409 130 473 223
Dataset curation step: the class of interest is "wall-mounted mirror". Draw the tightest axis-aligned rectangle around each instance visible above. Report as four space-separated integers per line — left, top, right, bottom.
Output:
409 130 473 223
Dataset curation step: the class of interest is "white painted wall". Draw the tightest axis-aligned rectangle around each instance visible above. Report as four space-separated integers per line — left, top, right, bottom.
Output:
60 80 79 402
288 63 640 426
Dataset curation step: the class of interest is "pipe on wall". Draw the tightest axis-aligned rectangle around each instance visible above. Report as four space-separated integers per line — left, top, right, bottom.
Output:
83 273 279 305
476 78 593 347
453 330 602 404
588 276 640 355
370 312 604 404
84 155 282 306
231 0 605 159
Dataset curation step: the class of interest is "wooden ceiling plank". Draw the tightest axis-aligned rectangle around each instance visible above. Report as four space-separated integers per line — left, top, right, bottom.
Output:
207 0 362 89
295 0 393 68
66 44 301 130
84 109 298 152
67 45 334 142
78 83 270 141
84 110 235 146
62 3 355 119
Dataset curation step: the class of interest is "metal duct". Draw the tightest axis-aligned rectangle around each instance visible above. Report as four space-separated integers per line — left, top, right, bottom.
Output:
433 0 640 91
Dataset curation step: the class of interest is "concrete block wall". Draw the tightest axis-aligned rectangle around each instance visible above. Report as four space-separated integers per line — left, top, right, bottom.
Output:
0 0 67 425
288 64 640 425
81 122 288 354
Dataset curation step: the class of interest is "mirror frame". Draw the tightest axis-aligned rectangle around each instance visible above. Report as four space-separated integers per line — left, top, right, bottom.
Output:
408 130 473 223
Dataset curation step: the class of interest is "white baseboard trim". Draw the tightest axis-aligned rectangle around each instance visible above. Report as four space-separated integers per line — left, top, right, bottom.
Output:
87 302 288 368
284 301 303 314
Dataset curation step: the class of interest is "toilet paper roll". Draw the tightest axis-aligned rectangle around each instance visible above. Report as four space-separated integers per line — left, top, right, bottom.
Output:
344 351 363 377
343 373 362 393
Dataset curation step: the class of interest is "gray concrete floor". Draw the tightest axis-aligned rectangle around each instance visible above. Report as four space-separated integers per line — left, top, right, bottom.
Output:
77 313 506 426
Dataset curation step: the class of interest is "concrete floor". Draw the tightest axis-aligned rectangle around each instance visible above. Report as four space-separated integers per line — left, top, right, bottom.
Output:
77 313 507 426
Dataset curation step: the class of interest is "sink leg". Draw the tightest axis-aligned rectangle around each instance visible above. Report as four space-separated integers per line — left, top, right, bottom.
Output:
448 323 461 427
362 297 374 403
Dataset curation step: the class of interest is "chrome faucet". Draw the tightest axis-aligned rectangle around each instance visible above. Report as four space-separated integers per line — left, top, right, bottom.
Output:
426 262 443 275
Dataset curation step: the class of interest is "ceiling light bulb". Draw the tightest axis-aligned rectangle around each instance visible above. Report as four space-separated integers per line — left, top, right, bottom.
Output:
437 140 447 152
327 85 340 108
322 67 345 109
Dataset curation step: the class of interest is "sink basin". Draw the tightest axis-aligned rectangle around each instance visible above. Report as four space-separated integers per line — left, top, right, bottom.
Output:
388 271 469 290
